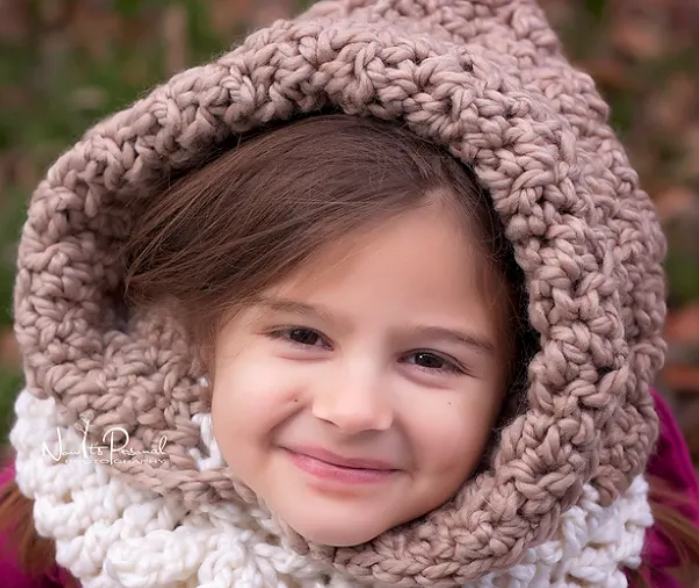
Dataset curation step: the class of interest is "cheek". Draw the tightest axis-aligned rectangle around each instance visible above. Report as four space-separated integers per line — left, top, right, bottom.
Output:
210 349 302 454
210 356 276 482
409 389 501 479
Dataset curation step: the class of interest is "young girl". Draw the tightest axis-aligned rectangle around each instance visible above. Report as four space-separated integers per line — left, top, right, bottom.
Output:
1 0 699 587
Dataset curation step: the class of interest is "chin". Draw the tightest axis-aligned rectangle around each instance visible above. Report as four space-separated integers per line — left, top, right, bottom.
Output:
288 519 385 547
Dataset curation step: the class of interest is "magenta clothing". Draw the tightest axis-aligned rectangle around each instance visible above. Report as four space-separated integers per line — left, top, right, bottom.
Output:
640 390 699 588
0 389 698 588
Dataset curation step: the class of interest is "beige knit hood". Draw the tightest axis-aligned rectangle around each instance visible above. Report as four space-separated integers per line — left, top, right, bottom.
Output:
10 1 667 587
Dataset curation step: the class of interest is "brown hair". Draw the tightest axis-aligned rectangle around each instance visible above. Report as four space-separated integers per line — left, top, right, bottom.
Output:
122 114 528 373
1 114 697 586
0 454 79 588
628 476 699 586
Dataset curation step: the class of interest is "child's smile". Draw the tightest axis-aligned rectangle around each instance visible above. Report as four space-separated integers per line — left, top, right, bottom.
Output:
281 445 400 483
210 199 509 547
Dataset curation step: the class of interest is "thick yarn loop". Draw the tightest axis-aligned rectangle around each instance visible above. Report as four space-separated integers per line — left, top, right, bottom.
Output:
11 390 651 588
12 0 666 585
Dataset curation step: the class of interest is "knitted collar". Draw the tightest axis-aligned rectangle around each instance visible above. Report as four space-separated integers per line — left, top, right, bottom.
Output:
11 389 650 588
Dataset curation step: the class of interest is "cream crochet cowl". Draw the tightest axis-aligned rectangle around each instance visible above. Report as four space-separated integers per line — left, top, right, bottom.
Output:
10 1 667 587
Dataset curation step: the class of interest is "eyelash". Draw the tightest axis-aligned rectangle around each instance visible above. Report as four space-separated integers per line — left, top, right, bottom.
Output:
265 327 467 376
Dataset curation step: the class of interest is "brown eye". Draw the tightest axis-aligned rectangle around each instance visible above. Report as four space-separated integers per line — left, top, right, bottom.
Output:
287 328 321 346
402 351 464 375
414 352 444 369
267 327 328 348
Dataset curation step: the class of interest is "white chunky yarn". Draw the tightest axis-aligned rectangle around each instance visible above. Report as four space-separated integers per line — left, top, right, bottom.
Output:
10 390 652 588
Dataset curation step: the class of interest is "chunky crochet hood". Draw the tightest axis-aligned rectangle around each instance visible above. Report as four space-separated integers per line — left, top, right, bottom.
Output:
10 1 667 586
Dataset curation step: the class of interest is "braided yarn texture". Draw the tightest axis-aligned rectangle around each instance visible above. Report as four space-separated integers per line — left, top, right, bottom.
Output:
11 0 666 585
11 390 651 588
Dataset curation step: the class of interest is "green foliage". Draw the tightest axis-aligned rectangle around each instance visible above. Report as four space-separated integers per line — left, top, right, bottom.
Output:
183 0 225 60
114 0 144 18
584 0 608 21
0 188 27 327
0 367 22 444
666 251 699 306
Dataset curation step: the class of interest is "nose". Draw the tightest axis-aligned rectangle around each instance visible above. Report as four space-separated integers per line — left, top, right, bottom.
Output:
311 362 394 435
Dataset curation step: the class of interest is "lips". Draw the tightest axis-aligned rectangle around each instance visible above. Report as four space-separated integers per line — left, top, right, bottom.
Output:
282 445 399 484
285 446 397 470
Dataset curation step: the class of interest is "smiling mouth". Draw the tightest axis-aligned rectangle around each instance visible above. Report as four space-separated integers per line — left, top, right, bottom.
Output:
282 447 399 484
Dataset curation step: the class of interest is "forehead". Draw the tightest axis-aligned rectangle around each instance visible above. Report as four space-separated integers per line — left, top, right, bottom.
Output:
244 204 512 348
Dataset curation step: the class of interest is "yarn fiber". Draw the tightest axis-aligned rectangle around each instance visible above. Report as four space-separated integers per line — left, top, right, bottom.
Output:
11 389 652 588
11 0 667 586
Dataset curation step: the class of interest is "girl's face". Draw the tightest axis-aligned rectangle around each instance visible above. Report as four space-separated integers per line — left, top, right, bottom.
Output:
211 201 509 546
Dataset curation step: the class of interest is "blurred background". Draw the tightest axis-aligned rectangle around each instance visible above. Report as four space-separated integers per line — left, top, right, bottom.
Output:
0 0 698 468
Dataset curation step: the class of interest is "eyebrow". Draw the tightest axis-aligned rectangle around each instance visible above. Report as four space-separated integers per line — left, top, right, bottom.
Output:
247 294 496 356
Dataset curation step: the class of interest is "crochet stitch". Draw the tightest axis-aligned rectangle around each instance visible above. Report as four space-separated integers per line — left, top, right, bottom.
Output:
10 0 667 586
11 389 652 588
